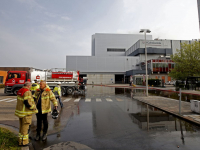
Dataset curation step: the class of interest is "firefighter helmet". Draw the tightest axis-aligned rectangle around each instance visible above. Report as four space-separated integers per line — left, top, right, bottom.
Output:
51 109 59 119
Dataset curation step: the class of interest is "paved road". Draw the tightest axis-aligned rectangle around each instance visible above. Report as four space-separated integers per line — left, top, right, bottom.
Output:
33 86 200 150
1 86 200 150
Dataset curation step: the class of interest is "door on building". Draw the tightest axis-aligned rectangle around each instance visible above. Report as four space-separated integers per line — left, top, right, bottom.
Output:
125 76 129 84
168 76 171 82
115 75 124 84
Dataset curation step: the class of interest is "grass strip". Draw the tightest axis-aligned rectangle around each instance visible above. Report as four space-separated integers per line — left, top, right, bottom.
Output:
0 127 20 150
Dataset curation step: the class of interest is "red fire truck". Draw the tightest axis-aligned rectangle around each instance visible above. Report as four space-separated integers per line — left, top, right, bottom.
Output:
4 68 85 95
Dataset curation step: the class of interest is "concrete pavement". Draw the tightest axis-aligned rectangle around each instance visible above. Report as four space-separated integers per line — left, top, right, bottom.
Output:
134 95 200 125
43 141 93 150
33 86 200 150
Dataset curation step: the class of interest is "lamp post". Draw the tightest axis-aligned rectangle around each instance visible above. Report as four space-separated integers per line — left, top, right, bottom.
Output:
140 29 151 97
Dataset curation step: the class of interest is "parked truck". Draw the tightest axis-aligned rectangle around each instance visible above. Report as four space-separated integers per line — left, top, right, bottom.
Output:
4 68 85 95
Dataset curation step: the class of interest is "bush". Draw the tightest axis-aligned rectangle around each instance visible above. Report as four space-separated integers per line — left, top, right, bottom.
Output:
0 127 20 150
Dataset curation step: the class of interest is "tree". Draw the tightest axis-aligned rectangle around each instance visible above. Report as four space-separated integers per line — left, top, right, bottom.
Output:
169 41 200 80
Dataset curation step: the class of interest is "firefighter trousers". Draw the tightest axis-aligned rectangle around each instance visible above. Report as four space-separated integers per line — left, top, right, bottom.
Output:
36 113 48 134
56 96 63 108
18 115 32 145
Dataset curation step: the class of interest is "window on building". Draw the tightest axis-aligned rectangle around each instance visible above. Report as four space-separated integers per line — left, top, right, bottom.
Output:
0 76 3 84
107 48 125 52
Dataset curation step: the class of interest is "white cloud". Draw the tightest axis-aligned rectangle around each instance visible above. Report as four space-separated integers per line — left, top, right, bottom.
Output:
44 12 71 21
16 0 45 10
1 0 200 69
44 12 56 18
121 0 200 40
43 24 67 33
61 16 70 21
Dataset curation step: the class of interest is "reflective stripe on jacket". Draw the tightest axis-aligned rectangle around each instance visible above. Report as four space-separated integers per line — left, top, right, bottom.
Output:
34 86 58 114
15 87 38 118
53 86 61 97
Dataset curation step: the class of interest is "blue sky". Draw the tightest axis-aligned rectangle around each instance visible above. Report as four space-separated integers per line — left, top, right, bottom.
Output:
0 0 199 69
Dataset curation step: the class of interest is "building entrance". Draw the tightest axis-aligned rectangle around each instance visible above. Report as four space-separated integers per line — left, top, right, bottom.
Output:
115 74 124 84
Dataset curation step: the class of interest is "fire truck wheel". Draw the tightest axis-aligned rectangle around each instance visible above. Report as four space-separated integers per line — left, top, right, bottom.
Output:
13 88 20 96
61 87 66 96
66 87 74 95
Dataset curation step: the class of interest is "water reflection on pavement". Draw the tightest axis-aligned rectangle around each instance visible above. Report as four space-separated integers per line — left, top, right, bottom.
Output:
33 86 200 150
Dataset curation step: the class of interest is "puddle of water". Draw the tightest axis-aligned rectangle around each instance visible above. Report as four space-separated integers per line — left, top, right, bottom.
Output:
32 86 200 150
116 88 200 102
113 88 200 136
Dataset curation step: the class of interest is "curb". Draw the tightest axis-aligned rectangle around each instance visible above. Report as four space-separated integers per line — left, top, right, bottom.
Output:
0 123 18 135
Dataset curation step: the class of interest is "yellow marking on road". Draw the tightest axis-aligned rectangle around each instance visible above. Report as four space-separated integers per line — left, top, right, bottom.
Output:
85 98 91 102
63 98 71 102
96 98 102 102
116 98 124 101
106 98 113 102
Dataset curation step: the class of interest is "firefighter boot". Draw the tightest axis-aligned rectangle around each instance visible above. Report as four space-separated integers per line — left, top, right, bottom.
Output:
35 133 40 141
42 133 47 141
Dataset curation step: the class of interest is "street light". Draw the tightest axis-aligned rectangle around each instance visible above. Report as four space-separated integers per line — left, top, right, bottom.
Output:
139 29 151 97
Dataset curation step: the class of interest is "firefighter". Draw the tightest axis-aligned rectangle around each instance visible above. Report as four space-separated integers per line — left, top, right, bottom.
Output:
34 80 58 141
40 80 50 89
15 81 38 146
53 82 63 108
46 84 50 89
34 80 40 89
31 81 38 95
35 80 40 89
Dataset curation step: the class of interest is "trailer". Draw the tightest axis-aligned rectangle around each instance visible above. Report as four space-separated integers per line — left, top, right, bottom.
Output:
4 68 85 95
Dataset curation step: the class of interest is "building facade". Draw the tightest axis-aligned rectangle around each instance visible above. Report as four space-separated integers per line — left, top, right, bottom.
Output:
66 33 193 84
66 56 140 84
125 39 191 83
198 0 200 31
67 33 152 84
92 33 152 56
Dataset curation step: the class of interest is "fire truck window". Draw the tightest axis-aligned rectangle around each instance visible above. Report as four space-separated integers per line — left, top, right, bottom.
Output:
8 73 21 79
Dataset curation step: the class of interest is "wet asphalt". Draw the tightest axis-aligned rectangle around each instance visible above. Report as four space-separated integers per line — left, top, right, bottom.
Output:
31 86 200 150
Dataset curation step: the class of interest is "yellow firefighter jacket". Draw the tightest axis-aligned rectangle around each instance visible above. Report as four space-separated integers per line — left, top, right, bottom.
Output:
31 83 39 91
53 86 61 97
15 87 38 118
34 87 58 114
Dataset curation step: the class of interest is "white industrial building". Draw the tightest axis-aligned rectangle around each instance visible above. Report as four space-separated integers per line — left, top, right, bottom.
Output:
91 33 152 56
66 33 193 84
66 56 140 84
